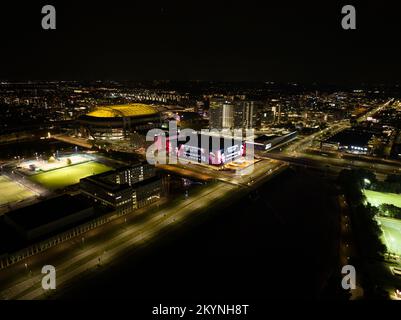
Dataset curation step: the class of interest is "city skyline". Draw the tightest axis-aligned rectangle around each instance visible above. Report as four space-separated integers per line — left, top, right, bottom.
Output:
1 0 401 310
1 79 401 302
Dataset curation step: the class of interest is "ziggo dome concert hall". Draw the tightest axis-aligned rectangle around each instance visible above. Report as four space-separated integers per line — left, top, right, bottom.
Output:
78 103 161 140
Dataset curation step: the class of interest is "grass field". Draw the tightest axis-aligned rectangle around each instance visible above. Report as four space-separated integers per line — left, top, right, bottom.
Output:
363 189 401 208
0 175 36 206
363 190 401 255
19 154 93 174
29 161 112 190
377 217 401 256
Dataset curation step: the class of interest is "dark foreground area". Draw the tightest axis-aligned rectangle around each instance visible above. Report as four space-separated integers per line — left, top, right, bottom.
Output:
53 168 341 300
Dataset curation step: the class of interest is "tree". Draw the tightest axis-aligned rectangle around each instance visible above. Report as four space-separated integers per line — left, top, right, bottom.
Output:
337 169 386 258
378 204 401 219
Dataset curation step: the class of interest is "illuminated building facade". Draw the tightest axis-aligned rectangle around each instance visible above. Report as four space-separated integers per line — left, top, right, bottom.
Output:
209 98 258 130
78 103 161 140
153 130 246 166
209 98 234 130
80 163 161 213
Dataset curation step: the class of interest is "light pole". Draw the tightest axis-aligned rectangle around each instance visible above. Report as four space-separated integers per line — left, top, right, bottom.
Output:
24 263 29 276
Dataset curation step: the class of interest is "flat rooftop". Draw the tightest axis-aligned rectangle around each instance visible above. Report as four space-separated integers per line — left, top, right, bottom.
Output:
325 129 373 147
254 134 280 143
132 175 160 188
81 172 130 192
5 194 93 231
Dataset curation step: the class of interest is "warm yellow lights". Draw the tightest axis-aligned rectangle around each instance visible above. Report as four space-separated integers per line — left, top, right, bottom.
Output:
87 104 157 118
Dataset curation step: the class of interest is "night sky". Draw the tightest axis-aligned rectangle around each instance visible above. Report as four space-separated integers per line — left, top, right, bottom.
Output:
1 1 401 84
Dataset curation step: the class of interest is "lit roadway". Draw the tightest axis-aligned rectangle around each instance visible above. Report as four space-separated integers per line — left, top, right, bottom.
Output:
264 151 401 178
338 195 364 299
0 100 393 299
0 182 239 299
356 99 394 123
158 158 286 187
0 158 285 300
286 99 393 154
53 134 93 149
261 99 399 178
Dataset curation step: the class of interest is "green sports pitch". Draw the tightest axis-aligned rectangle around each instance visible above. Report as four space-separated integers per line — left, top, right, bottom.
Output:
29 161 113 190
0 175 36 206
363 189 401 208
377 217 401 256
363 189 401 255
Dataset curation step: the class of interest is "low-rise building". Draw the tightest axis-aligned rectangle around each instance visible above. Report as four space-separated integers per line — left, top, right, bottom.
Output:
80 162 161 213
4 194 94 241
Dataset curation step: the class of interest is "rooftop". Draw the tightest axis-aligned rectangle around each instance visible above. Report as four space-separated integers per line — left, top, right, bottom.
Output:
325 129 373 147
5 194 93 231
81 172 130 192
86 104 157 118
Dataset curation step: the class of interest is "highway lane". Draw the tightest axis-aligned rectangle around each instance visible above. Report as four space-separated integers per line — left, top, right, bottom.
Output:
156 163 213 182
338 195 364 299
52 134 93 149
283 99 393 156
159 158 283 187
263 150 401 178
306 148 401 167
2 100 395 299
0 182 239 299
356 99 393 124
0 156 288 299
0 144 288 299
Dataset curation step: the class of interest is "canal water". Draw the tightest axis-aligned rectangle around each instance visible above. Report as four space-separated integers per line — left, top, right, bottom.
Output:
53 167 342 300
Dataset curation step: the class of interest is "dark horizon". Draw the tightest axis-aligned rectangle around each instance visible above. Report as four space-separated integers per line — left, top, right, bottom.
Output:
1 1 401 84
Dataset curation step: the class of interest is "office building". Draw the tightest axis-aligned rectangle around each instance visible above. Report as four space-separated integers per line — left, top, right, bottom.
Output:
80 163 161 213
209 98 258 130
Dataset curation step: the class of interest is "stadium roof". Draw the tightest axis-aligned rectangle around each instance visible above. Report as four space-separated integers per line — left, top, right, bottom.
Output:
87 104 157 118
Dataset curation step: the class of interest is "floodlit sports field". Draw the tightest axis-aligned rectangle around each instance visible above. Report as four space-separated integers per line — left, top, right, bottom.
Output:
20 154 93 173
0 175 36 206
363 189 401 208
28 161 112 190
364 190 401 255
377 217 401 256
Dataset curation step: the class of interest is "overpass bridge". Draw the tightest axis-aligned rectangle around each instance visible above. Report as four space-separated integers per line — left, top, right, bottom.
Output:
52 134 93 149
261 151 400 181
